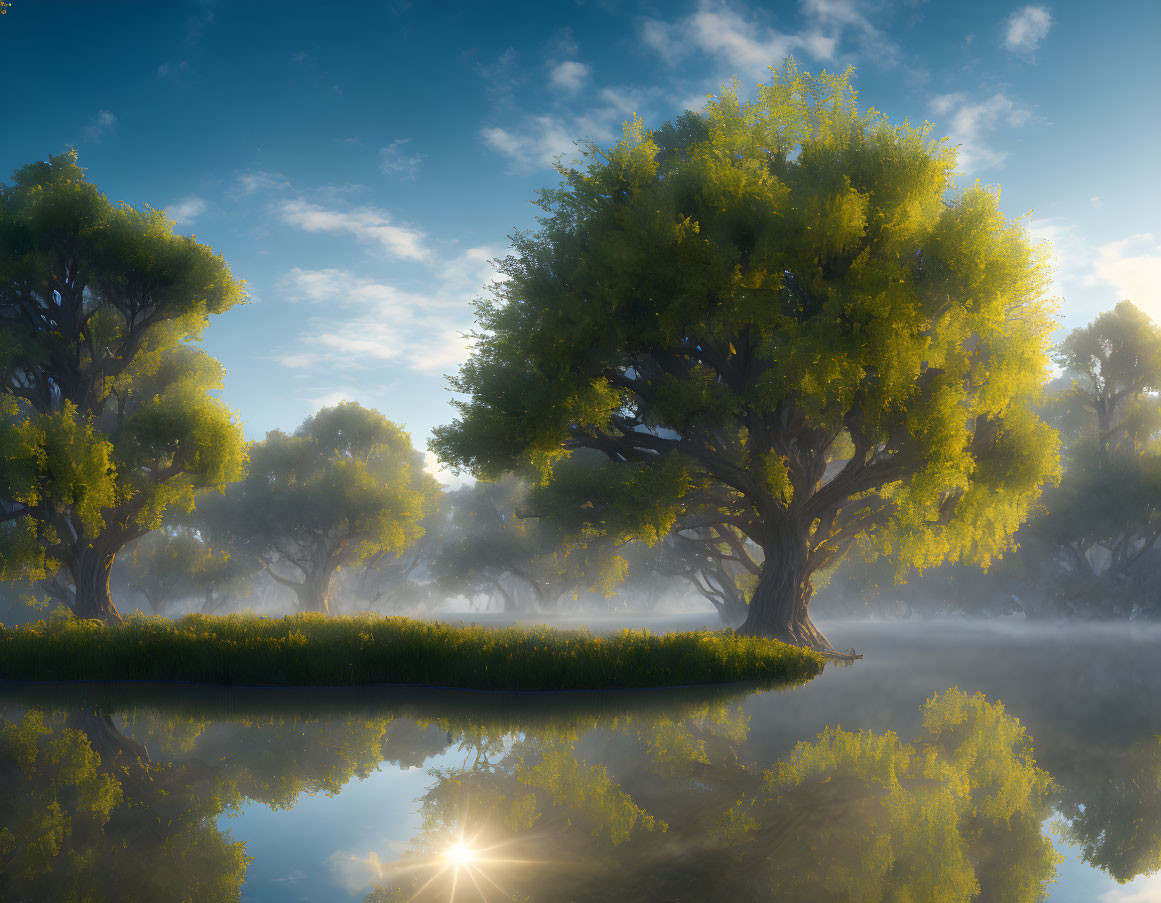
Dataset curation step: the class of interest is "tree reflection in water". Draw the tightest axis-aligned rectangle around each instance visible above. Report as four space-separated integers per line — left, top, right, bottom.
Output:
1056 735 1161 884
368 689 1065 902
0 708 248 902
0 687 1158 902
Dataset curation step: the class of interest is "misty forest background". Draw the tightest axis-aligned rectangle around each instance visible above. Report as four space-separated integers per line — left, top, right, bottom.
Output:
3 67 1160 632
5 282 1157 629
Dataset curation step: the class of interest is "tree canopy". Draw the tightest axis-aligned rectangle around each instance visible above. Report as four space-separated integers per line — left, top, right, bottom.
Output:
433 61 1061 648
212 402 440 613
0 151 247 620
1021 301 1161 613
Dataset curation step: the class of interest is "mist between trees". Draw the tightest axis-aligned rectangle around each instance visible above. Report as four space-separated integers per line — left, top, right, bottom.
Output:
2 61 1157 648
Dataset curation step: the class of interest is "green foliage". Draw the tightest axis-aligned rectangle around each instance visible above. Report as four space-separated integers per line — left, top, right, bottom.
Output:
722 688 1061 902
0 708 248 902
0 612 824 689
433 61 1060 640
115 525 258 614
0 151 247 617
1057 735 1161 883
1023 301 1161 613
216 402 440 613
519 745 665 843
432 469 639 611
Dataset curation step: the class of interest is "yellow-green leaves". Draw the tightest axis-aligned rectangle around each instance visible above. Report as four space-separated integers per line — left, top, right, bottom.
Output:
751 689 1059 902
761 452 794 504
434 58 1060 625
1 152 248 611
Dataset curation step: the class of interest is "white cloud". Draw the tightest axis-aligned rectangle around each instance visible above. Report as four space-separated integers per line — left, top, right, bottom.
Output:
379 138 424 179
801 0 897 62
278 199 430 261
641 0 899 80
549 60 592 92
83 110 116 143
1004 6 1053 53
274 351 321 369
928 91 1032 171
438 245 503 292
1027 218 1161 325
166 196 208 224
483 118 581 171
236 170 291 195
275 251 497 376
1085 234 1161 321
409 328 473 372
280 266 452 316
309 389 363 410
1099 872 1161 903
482 86 650 172
642 1 818 79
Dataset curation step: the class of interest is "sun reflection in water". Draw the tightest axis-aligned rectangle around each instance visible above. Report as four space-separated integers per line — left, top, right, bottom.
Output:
442 842 478 867
368 822 540 903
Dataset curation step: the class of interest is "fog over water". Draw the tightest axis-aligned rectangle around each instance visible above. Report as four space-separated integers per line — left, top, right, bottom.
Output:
3 617 1158 902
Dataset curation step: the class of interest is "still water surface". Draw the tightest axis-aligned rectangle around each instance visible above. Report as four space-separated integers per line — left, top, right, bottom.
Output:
1 617 1159 902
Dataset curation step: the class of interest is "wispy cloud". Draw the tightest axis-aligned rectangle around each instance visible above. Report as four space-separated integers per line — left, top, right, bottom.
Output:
83 110 117 143
482 118 580 171
473 47 524 104
185 0 217 43
482 86 650 172
278 199 431 261
1085 234 1161 320
274 247 501 375
640 0 906 91
274 268 466 372
157 60 192 79
642 0 830 79
1028 218 1161 324
166 196 208 225
379 138 425 179
1004 6 1053 53
549 60 592 92
236 170 291 195
929 91 1032 171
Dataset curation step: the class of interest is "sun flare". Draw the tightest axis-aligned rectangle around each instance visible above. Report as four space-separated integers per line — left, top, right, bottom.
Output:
443 842 477 867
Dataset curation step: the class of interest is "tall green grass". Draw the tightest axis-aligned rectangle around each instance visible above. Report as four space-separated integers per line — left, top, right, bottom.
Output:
0 614 824 691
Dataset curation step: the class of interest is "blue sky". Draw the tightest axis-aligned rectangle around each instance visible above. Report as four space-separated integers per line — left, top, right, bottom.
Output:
3 0 1159 480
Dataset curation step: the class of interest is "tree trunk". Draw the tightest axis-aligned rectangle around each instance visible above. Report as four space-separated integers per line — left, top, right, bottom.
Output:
735 523 834 652
72 541 123 622
293 567 334 614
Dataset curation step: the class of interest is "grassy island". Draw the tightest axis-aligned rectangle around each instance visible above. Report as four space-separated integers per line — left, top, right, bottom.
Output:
0 614 824 691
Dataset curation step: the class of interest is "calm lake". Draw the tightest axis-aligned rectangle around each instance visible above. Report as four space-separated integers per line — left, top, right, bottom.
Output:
2 617 1159 902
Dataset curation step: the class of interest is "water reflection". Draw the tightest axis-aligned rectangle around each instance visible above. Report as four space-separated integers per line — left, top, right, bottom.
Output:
0 708 247 903
0 669 1158 901
1056 735 1161 884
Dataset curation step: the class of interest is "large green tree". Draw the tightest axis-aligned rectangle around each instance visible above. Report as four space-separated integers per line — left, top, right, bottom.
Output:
0 152 247 620
214 402 441 613
433 63 1060 649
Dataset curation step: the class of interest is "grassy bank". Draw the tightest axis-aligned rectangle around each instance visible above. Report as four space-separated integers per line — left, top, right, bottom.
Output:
0 613 824 691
